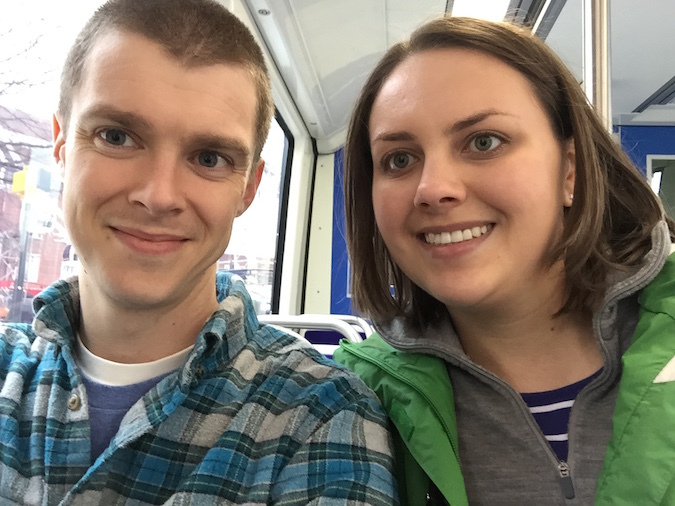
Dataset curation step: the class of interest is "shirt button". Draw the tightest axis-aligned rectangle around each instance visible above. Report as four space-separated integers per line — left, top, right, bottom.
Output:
195 365 205 378
67 393 81 411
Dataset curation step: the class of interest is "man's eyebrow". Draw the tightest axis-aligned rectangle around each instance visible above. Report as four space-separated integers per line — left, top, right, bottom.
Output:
76 105 253 162
77 105 153 131
188 134 252 163
444 109 514 135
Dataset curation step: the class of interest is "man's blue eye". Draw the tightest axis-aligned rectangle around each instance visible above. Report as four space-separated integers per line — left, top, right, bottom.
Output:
198 150 220 168
105 129 127 146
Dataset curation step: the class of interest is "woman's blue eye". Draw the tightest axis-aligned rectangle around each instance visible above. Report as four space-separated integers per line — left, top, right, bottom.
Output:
103 129 128 146
470 135 502 152
388 153 413 170
198 150 221 168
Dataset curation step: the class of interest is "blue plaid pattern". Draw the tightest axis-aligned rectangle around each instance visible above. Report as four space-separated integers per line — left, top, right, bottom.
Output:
0 272 397 505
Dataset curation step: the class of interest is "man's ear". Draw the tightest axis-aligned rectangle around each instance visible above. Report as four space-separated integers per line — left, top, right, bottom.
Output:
53 113 67 171
237 158 265 217
562 139 576 207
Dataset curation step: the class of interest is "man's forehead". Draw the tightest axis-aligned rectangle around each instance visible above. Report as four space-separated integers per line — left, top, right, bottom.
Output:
78 28 255 96
69 29 258 154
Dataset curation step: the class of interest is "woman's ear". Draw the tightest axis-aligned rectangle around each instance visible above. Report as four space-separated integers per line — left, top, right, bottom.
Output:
562 139 576 207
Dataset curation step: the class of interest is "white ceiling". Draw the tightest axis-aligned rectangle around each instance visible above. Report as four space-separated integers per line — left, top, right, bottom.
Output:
546 0 675 121
247 0 675 153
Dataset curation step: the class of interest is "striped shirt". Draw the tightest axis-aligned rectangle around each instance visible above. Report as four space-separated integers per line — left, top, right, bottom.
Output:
0 272 397 505
522 369 602 461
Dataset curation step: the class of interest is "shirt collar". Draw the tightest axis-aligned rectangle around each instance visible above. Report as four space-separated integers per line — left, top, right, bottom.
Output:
30 272 260 388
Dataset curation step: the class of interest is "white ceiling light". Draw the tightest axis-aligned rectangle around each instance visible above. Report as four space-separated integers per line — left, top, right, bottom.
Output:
451 0 511 21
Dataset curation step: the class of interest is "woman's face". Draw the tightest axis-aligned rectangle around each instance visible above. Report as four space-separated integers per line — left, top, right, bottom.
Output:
369 48 575 315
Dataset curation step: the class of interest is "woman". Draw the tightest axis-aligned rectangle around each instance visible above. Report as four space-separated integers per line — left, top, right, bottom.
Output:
334 16 675 506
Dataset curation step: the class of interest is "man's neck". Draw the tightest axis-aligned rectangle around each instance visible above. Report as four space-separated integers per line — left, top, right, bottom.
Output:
77 272 220 363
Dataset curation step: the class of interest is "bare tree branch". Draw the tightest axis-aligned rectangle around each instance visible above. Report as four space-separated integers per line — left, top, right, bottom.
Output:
0 25 54 201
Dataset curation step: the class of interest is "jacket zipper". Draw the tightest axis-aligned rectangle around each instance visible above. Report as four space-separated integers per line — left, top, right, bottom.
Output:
354 343 579 497
436 348 599 503
558 461 576 499
449 323 617 504
461 362 577 497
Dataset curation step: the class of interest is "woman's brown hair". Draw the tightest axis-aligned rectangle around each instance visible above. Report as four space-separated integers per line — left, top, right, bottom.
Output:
344 16 673 327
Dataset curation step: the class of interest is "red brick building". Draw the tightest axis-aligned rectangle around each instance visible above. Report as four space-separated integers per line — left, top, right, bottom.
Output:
0 105 65 317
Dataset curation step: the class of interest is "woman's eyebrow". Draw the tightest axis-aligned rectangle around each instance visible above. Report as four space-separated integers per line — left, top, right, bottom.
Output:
371 131 416 144
371 109 515 145
444 109 514 135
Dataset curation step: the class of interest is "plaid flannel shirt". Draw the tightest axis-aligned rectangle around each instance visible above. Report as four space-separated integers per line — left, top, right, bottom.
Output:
0 272 397 505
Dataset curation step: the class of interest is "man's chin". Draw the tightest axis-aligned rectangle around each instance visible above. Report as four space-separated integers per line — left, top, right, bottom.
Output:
108 286 180 312
78 263 217 313
90 275 183 312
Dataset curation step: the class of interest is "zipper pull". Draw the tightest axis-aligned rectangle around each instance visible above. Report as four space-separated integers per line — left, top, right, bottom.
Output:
558 461 576 499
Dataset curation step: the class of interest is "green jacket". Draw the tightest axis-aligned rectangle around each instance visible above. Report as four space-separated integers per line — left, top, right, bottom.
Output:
334 254 675 506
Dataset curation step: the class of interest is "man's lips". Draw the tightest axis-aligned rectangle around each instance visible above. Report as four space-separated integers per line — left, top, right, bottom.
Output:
111 226 188 255
112 226 187 242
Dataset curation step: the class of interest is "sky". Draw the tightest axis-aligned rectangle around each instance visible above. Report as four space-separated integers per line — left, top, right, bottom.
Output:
0 1 102 120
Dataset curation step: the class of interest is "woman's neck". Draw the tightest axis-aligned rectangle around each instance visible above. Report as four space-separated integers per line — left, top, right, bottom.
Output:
454 307 602 392
449 268 603 392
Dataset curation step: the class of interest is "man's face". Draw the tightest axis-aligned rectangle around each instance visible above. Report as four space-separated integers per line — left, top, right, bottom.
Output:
53 30 263 312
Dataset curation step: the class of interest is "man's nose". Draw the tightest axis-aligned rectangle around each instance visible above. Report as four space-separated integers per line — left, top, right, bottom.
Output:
128 155 186 215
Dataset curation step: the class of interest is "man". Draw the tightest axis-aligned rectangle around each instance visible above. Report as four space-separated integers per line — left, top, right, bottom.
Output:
0 0 397 503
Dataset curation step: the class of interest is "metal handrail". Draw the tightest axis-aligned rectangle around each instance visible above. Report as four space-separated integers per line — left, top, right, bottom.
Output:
328 315 374 338
258 314 364 343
